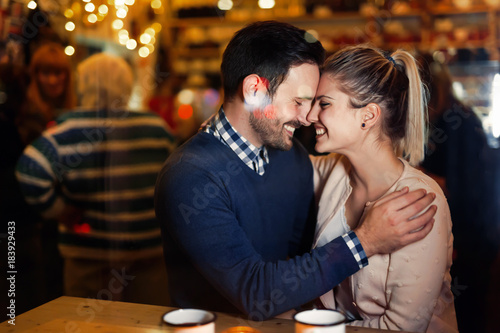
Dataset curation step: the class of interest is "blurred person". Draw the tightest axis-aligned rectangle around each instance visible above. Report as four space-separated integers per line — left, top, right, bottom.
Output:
16 53 176 305
0 63 48 314
17 42 75 145
309 45 457 332
419 54 498 333
155 21 436 318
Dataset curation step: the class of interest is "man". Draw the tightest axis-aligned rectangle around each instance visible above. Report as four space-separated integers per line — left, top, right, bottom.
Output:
155 21 435 319
16 53 176 305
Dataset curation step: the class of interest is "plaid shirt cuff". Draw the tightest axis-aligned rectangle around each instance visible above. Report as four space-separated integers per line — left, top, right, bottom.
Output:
342 231 368 269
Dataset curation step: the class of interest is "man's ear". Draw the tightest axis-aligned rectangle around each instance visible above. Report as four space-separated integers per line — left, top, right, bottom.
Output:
242 74 267 108
361 103 382 129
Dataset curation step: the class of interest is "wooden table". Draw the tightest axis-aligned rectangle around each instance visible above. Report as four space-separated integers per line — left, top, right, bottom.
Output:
1 296 404 332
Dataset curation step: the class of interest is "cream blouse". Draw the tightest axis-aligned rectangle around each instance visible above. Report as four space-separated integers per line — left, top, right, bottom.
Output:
311 153 458 333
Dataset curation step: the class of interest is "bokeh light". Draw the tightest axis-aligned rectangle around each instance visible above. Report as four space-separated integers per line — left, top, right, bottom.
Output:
178 104 194 120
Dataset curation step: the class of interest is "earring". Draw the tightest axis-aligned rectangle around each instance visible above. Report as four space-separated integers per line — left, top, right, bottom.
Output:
361 123 366 128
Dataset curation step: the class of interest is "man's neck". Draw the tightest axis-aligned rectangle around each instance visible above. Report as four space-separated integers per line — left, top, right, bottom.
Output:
223 101 263 148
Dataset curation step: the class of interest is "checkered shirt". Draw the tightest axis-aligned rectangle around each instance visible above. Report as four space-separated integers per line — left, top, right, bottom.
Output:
343 231 369 269
204 107 269 175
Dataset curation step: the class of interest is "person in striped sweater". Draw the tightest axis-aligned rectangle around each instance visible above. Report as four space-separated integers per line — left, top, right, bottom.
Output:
16 53 176 305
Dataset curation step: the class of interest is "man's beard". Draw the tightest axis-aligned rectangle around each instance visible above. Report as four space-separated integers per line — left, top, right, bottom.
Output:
249 112 298 151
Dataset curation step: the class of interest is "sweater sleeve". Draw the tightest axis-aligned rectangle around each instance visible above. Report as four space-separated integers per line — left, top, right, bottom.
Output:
349 181 453 332
155 157 360 319
15 135 65 218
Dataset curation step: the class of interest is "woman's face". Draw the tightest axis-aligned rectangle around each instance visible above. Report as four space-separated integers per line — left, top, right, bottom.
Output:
307 75 362 154
37 67 67 100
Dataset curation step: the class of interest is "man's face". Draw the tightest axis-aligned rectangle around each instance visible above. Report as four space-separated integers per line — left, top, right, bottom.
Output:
249 63 320 151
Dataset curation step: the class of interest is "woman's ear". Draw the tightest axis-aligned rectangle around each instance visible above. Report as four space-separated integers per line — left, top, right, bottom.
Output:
361 103 382 129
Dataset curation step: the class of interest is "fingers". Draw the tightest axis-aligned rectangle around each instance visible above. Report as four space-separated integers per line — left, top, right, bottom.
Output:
401 217 435 246
397 193 436 221
401 204 437 234
373 186 409 207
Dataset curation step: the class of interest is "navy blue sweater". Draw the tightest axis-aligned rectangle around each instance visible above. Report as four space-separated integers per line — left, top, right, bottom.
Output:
155 132 359 319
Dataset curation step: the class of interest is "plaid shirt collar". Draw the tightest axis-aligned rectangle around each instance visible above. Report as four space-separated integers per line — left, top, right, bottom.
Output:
204 107 269 175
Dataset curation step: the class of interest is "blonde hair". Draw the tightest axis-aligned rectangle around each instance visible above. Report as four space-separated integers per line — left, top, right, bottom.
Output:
322 45 427 166
77 53 134 109
27 42 75 121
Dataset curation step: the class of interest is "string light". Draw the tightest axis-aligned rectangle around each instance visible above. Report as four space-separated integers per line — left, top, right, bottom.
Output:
138 46 150 58
151 0 161 9
112 19 123 30
116 8 127 18
65 21 75 31
64 46 75 56
124 0 135 5
27 0 37 9
258 0 275 9
85 3 95 12
126 39 137 50
88 14 98 23
217 0 232 10
140 33 151 44
98 4 108 14
64 9 74 18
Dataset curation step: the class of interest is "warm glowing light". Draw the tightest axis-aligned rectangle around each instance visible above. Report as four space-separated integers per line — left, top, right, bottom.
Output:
152 22 162 32
491 74 500 138
64 46 75 56
85 3 95 12
64 9 74 18
140 33 152 44
258 0 275 9
107 0 114 4
145 27 155 36
88 14 98 23
178 104 194 120
115 0 124 5
116 8 127 18
118 29 129 38
150 36 156 44
112 19 123 29
217 0 233 10
126 39 137 50
178 89 195 105
151 0 161 9
98 4 108 14
82 0 91 2
146 44 154 53
65 21 76 31
118 35 128 45
118 30 129 44
27 0 37 9
138 46 150 57
124 0 135 5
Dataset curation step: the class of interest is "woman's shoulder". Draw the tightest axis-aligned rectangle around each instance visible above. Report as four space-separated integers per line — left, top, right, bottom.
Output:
397 159 446 198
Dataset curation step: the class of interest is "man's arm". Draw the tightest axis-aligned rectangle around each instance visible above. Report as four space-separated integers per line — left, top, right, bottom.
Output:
355 187 437 258
156 159 360 319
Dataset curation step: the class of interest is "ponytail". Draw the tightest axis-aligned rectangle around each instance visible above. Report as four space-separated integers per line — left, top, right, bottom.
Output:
391 50 427 166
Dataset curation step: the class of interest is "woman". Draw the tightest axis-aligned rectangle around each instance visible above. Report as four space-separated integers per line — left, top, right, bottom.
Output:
17 42 75 144
308 45 458 332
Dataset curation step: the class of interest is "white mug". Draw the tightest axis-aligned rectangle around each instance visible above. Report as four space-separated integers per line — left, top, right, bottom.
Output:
294 309 346 333
162 308 216 332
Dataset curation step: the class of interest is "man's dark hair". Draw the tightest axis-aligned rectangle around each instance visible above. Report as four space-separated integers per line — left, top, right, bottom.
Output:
221 21 325 101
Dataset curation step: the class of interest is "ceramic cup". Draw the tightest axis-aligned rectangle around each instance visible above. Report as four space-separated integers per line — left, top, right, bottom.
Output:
293 309 346 333
162 308 216 332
